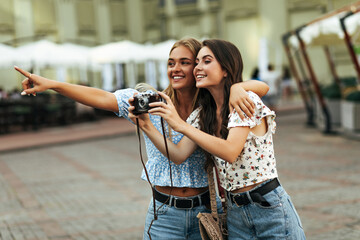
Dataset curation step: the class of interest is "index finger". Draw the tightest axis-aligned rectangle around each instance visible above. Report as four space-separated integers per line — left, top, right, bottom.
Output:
229 103 234 113
248 97 255 110
234 106 245 120
14 66 31 77
157 91 168 99
157 91 172 105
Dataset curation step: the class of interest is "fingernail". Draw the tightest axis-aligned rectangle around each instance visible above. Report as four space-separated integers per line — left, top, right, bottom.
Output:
21 91 26 95
14 65 19 68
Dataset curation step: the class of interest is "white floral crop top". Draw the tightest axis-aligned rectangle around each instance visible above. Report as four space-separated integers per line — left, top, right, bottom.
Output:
215 91 278 191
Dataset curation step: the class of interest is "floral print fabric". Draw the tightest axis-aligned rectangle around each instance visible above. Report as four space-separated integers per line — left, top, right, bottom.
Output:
216 91 278 191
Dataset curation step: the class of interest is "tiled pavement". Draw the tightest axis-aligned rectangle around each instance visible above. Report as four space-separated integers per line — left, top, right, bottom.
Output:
0 110 359 240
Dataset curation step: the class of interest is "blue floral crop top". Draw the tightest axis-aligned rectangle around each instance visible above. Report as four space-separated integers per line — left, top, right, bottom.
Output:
113 88 208 188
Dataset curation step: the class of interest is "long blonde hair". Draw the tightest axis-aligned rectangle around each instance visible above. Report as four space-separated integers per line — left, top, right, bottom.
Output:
163 38 202 112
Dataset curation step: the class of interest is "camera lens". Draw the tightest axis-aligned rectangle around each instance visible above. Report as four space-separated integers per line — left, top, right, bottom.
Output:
138 98 149 109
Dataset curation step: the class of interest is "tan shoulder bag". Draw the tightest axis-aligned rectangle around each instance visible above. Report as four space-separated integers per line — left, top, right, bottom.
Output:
197 162 228 240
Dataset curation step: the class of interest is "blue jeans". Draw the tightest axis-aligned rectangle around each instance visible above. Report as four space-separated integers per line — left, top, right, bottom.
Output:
143 196 223 239
226 180 306 240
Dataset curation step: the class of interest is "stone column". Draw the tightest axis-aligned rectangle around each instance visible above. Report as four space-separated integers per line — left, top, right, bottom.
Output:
94 0 111 44
258 0 288 66
54 0 78 42
126 0 144 42
216 0 226 39
164 0 177 39
197 0 212 38
13 0 34 42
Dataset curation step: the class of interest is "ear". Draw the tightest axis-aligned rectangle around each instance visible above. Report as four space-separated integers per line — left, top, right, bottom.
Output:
223 71 228 78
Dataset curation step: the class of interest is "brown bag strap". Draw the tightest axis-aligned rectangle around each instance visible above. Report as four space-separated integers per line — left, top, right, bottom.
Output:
206 161 221 220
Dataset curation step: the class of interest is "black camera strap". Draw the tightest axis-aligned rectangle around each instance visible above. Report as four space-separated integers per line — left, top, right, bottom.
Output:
136 117 173 240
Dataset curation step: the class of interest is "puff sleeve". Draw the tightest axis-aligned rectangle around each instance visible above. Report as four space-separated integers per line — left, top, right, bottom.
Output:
227 91 276 132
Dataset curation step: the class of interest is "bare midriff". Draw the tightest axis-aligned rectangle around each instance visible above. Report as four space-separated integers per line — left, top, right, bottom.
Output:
230 180 266 194
155 186 209 197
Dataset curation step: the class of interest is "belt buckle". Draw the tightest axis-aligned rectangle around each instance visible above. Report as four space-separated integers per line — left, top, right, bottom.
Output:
232 195 240 206
232 194 246 207
174 198 194 209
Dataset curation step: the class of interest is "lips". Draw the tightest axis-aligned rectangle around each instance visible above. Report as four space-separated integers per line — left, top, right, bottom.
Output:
172 75 184 80
195 74 206 81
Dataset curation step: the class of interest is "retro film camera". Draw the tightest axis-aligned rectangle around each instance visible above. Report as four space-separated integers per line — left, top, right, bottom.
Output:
133 90 164 115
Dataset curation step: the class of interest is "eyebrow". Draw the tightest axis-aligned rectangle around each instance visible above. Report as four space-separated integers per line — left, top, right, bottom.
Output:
196 54 213 61
168 57 192 61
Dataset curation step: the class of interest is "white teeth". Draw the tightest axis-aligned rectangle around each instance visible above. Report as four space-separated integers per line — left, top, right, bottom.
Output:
173 76 183 79
197 75 205 78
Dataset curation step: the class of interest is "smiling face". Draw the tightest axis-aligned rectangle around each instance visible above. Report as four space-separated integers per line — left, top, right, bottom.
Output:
167 46 196 91
194 46 227 90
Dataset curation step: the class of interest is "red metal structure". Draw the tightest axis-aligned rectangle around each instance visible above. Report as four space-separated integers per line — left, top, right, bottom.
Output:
282 2 360 134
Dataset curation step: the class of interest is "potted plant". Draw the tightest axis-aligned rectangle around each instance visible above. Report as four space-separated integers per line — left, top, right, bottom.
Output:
341 89 360 132
317 82 342 128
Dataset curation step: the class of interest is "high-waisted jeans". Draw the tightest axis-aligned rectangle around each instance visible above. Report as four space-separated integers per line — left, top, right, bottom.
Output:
143 195 222 240
226 180 306 240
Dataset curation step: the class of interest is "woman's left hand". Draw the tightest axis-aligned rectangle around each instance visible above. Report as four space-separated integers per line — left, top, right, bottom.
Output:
229 84 255 120
148 91 185 132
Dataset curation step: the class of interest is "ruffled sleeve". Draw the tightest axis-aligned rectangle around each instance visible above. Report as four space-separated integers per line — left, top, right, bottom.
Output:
112 88 138 121
227 91 276 130
268 115 277 134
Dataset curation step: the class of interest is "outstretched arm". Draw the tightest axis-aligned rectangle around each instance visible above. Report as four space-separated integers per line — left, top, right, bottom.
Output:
149 92 250 163
15 66 118 112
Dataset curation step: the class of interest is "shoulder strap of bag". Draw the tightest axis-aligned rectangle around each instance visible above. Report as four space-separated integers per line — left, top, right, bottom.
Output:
206 161 221 220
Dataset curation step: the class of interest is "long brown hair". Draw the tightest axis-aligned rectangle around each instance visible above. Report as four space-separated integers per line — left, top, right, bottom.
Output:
163 38 202 112
197 39 244 164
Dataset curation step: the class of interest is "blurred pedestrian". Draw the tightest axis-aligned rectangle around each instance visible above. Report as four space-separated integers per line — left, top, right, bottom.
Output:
281 66 293 101
9 88 21 100
261 64 282 111
251 67 260 81
0 87 7 100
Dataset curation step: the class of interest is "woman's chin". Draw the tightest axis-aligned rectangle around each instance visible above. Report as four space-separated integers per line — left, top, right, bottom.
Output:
195 82 206 89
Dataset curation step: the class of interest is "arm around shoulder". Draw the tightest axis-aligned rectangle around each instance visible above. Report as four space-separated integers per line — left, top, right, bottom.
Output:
233 80 269 97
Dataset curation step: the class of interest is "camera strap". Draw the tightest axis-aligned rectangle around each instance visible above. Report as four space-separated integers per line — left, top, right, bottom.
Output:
136 117 173 240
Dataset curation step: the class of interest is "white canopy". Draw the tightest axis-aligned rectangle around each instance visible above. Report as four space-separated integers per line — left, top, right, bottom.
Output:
15 40 92 68
147 39 176 61
290 11 360 48
0 44 26 68
12 39 176 67
91 40 151 64
57 43 92 68
16 40 63 68
90 39 177 64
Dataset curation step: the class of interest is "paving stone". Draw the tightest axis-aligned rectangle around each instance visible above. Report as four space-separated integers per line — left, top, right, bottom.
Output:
0 113 359 239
